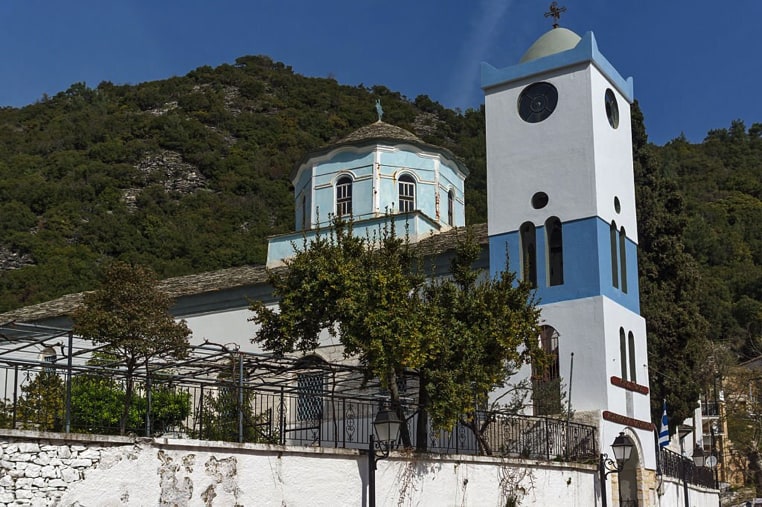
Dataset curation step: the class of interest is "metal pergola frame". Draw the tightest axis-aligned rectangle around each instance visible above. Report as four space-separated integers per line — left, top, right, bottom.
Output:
0 319 411 401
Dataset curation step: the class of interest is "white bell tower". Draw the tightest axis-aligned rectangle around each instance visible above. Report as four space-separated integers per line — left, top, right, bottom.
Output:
482 24 656 476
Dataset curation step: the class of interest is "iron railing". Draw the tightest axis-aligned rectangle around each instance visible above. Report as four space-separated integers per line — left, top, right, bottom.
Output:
659 447 716 489
0 362 598 462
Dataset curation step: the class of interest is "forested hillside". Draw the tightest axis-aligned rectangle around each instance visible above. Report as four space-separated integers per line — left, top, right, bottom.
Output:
0 55 486 310
0 54 760 390
659 124 762 360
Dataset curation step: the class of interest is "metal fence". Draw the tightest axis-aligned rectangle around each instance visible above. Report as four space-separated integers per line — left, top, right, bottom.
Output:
659 447 716 489
0 362 598 462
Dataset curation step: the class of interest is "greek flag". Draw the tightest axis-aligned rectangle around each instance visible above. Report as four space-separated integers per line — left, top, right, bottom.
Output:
658 400 669 447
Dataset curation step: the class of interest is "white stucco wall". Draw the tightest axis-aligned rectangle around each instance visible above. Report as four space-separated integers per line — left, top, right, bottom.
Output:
659 475 719 507
0 430 601 506
0 429 721 506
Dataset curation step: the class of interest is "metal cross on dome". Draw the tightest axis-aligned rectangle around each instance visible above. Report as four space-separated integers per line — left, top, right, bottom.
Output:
545 2 566 28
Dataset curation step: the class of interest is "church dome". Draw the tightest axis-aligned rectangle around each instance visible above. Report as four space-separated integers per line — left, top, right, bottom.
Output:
519 27 581 63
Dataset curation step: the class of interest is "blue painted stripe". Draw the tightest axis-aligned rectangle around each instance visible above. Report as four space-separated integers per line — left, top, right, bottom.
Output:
488 216 641 313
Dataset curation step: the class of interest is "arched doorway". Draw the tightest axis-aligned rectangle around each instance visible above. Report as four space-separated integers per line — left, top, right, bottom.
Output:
617 432 641 506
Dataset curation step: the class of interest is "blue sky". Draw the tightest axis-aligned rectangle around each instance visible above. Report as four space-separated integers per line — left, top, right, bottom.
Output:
1 1 759 145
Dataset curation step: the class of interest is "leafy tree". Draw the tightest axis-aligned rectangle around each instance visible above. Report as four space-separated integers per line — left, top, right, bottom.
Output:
16 371 65 431
250 220 540 451
69 374 130 433
632 101 710 428
420 230 541 454
72 261 191 435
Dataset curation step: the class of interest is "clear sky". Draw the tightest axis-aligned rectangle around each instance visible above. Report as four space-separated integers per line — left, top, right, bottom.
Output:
1 1 759 146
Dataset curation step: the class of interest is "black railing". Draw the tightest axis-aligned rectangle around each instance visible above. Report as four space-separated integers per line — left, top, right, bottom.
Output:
0 363 598 463
659 447 716 489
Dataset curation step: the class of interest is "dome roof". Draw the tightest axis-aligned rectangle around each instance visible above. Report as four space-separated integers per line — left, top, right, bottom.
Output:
519 27 581 63
292 120 468 181
335 120 423 145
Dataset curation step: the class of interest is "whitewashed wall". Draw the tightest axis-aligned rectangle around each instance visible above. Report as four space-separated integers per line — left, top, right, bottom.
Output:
659 475 719 507
0 429 720 506
0 429 598 506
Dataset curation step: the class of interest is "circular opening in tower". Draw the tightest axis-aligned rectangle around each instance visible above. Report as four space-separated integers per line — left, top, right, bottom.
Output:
605 89 619 129
531 192 549 209
518 82 558 123
614 196 621 213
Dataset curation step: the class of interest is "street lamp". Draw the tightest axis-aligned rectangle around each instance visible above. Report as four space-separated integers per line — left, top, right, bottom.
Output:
692 444 705 468
599 432 635 507
368 406 402 507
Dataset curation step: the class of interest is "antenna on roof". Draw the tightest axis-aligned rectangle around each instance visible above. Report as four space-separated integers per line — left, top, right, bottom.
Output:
544 2 566 29
375 99 384 122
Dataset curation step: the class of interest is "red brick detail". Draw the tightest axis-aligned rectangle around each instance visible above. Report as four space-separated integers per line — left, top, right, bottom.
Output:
610 376 650 395
602 410 654 431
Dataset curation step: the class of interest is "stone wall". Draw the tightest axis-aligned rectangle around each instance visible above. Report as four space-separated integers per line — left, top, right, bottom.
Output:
0 432 136 505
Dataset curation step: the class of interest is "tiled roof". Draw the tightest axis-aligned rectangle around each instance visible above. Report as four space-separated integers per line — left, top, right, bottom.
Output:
0 223 488 324
335 121 424 145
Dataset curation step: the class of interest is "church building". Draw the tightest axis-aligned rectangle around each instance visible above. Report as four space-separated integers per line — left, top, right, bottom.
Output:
0 14 683 507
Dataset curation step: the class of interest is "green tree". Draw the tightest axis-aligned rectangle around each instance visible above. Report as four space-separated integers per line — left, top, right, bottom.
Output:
250 220 540 451
420 230 541 454
17 371 65 431
632 102 709 428
72 261 191 435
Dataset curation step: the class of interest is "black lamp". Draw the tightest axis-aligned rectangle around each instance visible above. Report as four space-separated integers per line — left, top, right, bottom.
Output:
600 432 635 507
373 407 402 445
368 406 403 507
692 444 705 468
611 432 635 466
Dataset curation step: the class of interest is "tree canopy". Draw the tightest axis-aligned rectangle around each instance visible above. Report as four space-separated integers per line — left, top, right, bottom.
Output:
250 220 541 451
72 261 191 434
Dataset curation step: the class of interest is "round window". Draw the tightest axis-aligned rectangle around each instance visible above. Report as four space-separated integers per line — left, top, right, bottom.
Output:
614 196 621 213
605 89 619 129
518 82 558 123
531 192 549 209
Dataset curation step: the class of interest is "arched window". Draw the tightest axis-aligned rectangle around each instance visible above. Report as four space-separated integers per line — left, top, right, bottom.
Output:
520 222 537 288
532 326 561 415
335 176 352 217
398 174 416 212
628 331 637 383
447 189 455 226
619 327 627 380
610 221 619 288
619 227 628 294
545 217 564 286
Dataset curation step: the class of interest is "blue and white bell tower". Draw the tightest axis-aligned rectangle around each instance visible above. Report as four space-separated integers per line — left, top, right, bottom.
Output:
482 22 657 486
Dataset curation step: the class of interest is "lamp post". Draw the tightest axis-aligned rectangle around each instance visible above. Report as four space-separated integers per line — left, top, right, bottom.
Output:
368 406 402 507
678 425 693 507
599 432 635 507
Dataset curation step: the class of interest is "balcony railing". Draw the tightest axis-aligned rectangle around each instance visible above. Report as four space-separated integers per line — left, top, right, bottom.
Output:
659 447 716 489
